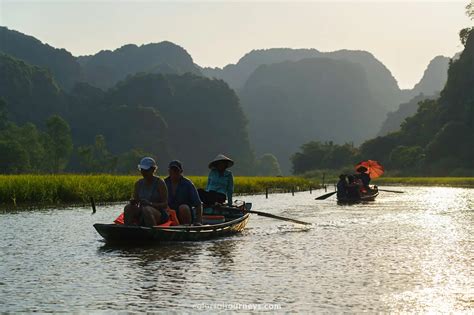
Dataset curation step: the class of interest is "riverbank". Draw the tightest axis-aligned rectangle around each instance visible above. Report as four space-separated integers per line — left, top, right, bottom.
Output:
0 174 317 208
373 177 474 187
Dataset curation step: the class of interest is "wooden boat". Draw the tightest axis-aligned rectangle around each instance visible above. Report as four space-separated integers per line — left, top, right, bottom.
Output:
337 187 379 204
94 205 250 244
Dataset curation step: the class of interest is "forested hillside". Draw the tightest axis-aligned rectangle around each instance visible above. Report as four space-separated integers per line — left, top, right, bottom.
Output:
359 31 474 175
0 50 254 174
0 27 82 90
78 42 201 89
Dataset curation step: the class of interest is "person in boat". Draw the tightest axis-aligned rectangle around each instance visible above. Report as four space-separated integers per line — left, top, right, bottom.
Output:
346 175 361 200
336 174 348 199
123 157 169 227
165 160 203 225
355 166 371 191
198 154 234 207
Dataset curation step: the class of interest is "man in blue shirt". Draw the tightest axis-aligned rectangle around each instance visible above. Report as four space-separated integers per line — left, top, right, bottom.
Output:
165 160 202 225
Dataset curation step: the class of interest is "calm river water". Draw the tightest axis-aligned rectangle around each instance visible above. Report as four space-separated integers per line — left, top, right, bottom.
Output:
1 186 473 313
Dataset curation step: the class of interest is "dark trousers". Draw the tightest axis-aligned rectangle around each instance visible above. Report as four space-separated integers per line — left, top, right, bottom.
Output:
198 189 226 205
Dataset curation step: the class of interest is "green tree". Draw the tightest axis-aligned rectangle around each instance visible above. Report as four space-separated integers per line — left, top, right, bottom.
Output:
0 122 48 172
77 135 118 173
291 141 360 174
460 28 473 46
116 149 151 174
425 122 473 166
0 97 7 130
389 146 424 170
460 2 474 45
45 115 73 173
467 1 473 19
256 154 282 176
0 140 29 173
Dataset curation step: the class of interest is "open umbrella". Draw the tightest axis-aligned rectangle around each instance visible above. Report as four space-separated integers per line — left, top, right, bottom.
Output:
355 160 384 179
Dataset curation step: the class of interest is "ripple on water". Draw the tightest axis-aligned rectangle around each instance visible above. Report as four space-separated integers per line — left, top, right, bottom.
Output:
0 187 473 312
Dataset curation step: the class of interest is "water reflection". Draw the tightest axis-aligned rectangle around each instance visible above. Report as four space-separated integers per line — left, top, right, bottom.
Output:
0 187 472 312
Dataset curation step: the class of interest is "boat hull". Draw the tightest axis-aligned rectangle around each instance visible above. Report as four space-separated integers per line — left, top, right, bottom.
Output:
337 188 379 204
94 213 250 244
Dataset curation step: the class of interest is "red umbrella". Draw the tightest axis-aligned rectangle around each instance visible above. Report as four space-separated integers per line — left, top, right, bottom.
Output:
355 160 384 179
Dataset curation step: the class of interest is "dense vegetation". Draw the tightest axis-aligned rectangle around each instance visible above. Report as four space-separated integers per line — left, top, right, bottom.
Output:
204 48 450 173
78 42 201 89
0 53 63 124
358 30 474 176
377 93 438 136
0 51 256 175
291 4 472 177
0 26 82 90
0 23 467 177
291 141 359 174
0 175 316 207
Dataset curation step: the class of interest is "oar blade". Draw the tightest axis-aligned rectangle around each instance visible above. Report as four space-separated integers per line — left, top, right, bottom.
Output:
315 191 337 200
248 210 311 225
378 189 404 193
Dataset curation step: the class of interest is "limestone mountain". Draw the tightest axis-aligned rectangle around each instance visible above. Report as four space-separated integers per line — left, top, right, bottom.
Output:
78 42 201 89
0 26 82 90
239 57 383 173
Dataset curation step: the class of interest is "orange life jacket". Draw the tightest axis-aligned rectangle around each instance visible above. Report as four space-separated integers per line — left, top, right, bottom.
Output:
113 207 180 226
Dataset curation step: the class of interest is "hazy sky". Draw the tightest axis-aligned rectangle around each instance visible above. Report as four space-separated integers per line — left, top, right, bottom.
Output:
0 0 471 88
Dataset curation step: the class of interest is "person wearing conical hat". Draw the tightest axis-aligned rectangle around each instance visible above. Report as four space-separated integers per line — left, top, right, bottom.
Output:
198 154 234 206
354 165 371 191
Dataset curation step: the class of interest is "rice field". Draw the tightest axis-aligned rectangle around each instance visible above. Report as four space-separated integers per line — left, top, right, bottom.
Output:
0 174 317 208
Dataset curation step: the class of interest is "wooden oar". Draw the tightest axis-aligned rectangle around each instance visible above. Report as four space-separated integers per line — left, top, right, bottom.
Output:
245 210 311 225
217 205 311 226
315 191 337 200
378 189 404 193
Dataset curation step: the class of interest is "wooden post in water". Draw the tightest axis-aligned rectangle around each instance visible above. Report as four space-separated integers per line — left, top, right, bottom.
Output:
323 173 327 192
265 187 269 199
90 197 97 214
292 186 295 196
309 186 312 194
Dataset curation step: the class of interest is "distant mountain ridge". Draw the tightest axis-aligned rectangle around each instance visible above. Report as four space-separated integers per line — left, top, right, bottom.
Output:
0 26 453 174
0 26 82 90
402 55 450 100
377 56 450 136
78 42 201 89
202 48 404 112
0 53 63 124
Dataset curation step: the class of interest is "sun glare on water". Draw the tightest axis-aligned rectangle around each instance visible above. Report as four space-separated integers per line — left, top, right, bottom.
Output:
383 187 473 312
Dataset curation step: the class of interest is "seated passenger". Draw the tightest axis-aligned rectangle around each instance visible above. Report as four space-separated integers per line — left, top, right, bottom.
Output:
198 154 234 207
336 174 348 199
123 157 169 227
165 160 203 225
355 166 371 190
346 175 361 200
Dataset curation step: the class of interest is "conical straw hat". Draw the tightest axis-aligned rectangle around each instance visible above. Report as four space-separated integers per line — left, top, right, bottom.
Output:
208 154 234 169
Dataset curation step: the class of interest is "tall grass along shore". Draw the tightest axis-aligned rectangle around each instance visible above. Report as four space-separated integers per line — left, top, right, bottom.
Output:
0 174 317 208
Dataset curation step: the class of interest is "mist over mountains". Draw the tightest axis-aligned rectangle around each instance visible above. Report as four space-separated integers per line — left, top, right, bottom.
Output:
239 57 384 172
202 48 449 172
78 42 201 90
377 56 450 136
0 26 450 173
360 31 474 174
